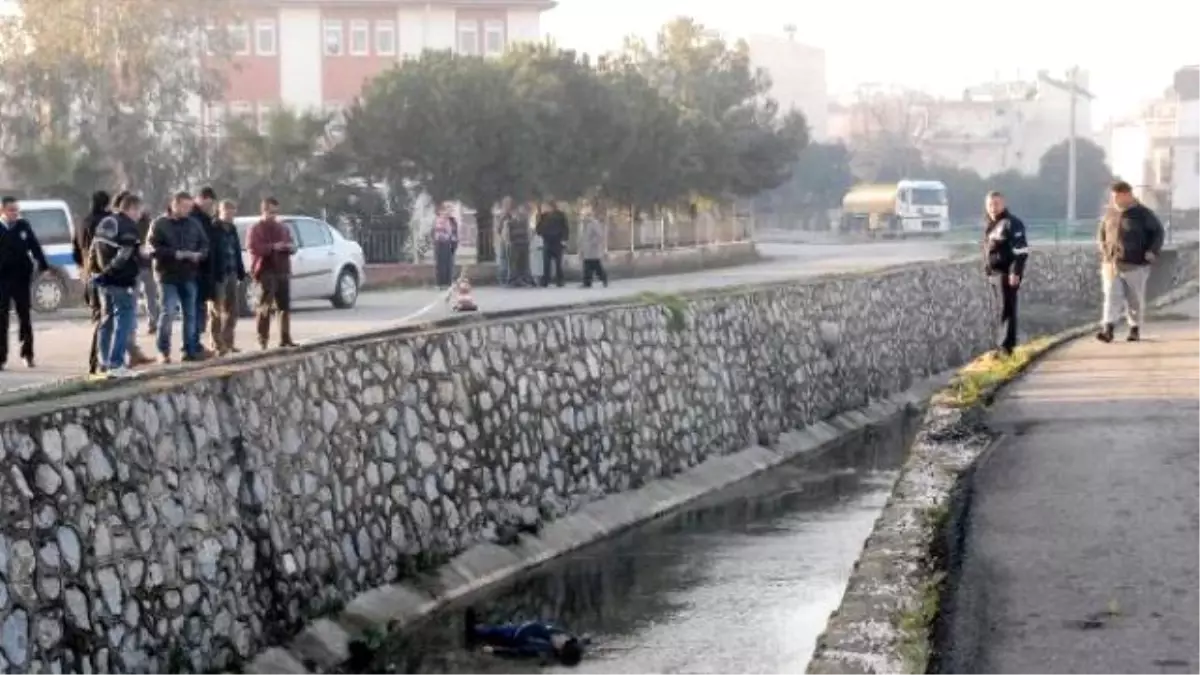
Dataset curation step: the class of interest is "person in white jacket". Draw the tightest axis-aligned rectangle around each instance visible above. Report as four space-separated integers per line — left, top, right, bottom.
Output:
578 203 608 288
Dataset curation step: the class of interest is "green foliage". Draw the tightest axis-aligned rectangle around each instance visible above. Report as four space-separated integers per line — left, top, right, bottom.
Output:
937 336 1054 408
638 291 689 332
870 138 1115 223
0 0 230 212
208 109 371 223
754 142 856 228
345 17 809 261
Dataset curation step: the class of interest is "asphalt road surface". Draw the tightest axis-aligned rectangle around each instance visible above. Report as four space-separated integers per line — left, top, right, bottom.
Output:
0 240 956 392
940 299 1199 673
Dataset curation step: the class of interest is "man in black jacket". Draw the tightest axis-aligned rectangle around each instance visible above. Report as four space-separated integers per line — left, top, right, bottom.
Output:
150 191 209 362
983 191 1030 356
535 200 568 287
88 194 145 377
208 199 247 355
191 186 219 354
0 196 50 369
1096 181 1164 343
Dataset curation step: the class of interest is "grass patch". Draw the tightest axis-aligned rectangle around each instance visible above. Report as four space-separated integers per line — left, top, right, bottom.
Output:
934 337 1054 408
897 570 947 672
637 291 690 332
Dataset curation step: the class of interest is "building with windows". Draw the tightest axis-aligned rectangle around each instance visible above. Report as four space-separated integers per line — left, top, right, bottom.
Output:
201 0 555 132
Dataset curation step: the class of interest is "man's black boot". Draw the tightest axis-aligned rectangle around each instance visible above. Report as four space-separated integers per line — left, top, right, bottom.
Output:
1096 324 1114 343
1126 325 1141 342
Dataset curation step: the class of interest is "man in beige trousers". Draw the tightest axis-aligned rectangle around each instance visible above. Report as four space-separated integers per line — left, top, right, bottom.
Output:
1096 181 1165 343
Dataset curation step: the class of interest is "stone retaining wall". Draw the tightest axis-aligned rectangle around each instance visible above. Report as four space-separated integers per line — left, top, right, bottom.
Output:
0 244 1195 674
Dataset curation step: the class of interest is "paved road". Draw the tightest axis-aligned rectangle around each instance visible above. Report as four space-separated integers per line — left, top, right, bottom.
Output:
0 240 955 391
942 300 1199 673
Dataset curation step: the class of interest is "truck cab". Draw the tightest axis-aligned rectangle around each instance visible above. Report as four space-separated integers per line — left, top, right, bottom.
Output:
841 180 950 238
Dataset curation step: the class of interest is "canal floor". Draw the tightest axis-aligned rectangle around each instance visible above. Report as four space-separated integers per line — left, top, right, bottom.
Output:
370 462 896 674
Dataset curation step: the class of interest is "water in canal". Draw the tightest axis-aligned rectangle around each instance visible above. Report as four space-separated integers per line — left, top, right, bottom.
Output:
367 462 897 674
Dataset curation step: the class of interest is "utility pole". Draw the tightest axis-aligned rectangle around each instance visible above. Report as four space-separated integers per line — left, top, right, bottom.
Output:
1066 66 1079 223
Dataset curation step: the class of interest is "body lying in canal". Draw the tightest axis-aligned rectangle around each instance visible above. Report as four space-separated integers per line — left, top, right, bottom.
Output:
464 608 587 667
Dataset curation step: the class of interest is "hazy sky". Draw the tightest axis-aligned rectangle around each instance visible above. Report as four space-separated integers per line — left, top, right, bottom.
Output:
543 0 1199 130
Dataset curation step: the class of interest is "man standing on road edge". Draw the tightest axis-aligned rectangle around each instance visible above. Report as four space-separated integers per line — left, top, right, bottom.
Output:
536 200 568 288
1096 181 1164 343
209 199 246 355
75 190 111 374
0 196 50 370
88 194 145 377
983 191 1029 356
149 191 209 363
247 197 297 350
191 186 219 357
111 191 154 367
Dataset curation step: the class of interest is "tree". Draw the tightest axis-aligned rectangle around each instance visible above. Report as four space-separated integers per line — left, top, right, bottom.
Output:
210 109 366 221
3 137 111 211
346 51 527 261
754 142 855 229
0 0 227 207
622 17 808 202
592 55 689 214
503 44 621 203
844 85 936 181
1036 138 1113 220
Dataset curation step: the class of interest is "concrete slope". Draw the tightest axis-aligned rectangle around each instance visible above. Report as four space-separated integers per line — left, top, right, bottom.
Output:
943 300 1200 673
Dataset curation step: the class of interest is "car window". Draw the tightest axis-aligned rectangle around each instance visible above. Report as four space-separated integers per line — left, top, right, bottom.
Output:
21 208 72 246
292 218 334 248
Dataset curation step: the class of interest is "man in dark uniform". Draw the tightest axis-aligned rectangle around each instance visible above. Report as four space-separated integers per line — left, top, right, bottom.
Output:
0 196 50 369
983 190 1030 356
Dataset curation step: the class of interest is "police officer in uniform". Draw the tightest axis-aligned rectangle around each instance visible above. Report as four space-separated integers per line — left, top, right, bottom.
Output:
983 190 1030 356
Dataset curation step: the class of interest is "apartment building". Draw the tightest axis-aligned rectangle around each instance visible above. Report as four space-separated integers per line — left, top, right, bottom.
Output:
202 0 555 131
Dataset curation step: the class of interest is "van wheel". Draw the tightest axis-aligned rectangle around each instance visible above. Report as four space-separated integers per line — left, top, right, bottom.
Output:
331 267 359 309
32 271 66 313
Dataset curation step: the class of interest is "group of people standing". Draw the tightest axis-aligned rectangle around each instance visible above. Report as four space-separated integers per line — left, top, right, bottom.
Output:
983 180 1165 355
435 198 609 291
72 188 296 378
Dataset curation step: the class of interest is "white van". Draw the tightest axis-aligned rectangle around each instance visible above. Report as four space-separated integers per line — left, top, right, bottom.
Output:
17 199 78 313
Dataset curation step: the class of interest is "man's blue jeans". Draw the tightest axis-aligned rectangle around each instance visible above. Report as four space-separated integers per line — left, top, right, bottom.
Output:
496 242 510 285
157 280 200 357
97 285 136 369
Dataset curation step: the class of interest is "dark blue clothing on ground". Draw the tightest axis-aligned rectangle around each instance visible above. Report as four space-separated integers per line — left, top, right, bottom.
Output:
469 619 581 660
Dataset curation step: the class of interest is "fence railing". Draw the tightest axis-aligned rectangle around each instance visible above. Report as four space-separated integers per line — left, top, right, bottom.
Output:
346 212 755 265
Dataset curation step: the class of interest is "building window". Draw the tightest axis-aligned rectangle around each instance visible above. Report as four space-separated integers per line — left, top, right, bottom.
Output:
257 104 272 134
323 21 344 56
457 21 479 56
229 22 251 56
205 104 226 135
255 19 277 56
229 101 254 127
483 19 505 56
349 20 369 56
375 20 396 56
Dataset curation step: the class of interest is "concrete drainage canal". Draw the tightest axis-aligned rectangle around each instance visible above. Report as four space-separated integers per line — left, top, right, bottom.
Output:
336 405 922 674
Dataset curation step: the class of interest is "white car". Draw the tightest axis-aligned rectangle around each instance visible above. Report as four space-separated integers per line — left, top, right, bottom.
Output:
233 215 366 317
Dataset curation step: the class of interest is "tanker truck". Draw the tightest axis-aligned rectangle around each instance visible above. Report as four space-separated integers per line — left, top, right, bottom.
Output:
839 179 950 238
